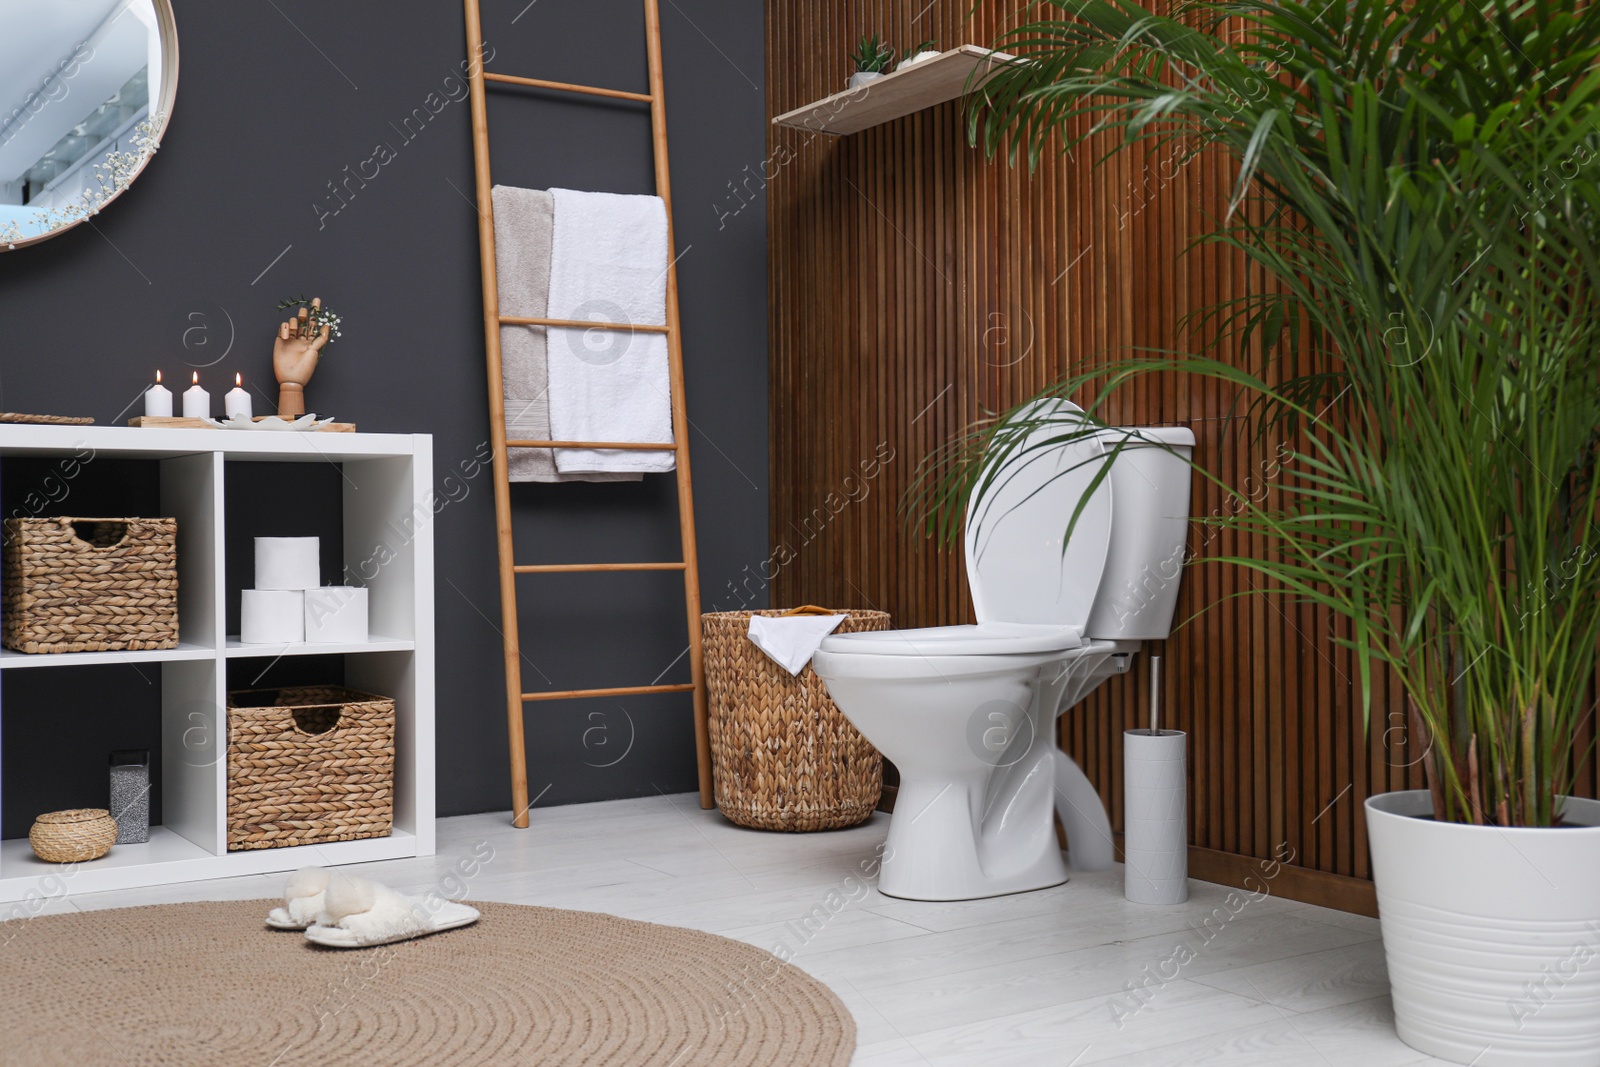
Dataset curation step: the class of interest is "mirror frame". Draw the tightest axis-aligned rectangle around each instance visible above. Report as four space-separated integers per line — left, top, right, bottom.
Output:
2 0 180 252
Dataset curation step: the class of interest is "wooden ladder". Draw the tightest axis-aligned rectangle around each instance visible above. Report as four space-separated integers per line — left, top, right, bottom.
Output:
462 0 713 827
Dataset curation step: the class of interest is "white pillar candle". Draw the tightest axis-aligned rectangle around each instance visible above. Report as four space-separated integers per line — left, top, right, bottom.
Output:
241 589 305 643
304 587 369 643
144 371 173 417
255 536 321 590
224 372 252 419
182 371 210 419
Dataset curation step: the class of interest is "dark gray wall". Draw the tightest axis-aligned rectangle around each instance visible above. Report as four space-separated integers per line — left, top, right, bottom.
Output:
0 0 768 832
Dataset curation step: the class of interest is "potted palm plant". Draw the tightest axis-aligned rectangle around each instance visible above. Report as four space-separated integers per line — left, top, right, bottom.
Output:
918 1 1600 1063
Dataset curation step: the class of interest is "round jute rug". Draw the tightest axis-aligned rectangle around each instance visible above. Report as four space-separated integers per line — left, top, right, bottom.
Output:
0 900 855 1066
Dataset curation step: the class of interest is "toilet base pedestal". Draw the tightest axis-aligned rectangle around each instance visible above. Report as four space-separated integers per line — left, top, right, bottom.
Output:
878 752 1069 902
1053 748 1115 872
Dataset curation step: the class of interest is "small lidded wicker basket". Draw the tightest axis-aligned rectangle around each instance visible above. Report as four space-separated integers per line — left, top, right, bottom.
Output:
701 607 888 831
29 809 118 863
2 516 179 654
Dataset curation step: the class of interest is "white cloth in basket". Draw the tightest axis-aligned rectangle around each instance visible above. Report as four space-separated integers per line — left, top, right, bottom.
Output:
747 614 848 675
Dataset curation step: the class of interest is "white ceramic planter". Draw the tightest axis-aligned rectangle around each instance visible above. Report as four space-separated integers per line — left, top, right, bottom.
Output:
897 49 941 71
1366 790 1600 1066
849 71 885 90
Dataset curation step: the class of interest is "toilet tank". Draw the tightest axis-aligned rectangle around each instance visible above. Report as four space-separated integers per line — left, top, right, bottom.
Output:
1084 427 1196 640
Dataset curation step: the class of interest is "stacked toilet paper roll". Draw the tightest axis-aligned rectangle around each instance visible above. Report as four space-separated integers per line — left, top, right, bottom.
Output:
304 586 369 643
241 589 306 643
255 536 320 591
1123 728 1189 905
240 537 369 644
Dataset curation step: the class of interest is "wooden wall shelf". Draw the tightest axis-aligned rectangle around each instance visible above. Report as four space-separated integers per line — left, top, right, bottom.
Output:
771 45 1012 135
0 425 435 904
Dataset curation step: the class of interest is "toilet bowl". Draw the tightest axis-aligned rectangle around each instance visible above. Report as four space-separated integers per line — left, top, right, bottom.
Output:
812 401 1195 900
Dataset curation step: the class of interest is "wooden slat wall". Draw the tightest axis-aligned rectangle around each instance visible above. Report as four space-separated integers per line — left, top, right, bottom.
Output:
765 0 1598 908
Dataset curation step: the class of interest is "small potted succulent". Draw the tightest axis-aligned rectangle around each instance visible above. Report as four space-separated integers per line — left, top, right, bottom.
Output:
848 33 895 89
897 39 941 70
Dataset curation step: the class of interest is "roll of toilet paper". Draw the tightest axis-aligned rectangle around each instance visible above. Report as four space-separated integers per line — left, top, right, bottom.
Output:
303 586 369 644
1124 729 1188 905
255 537 320 590
241 589 305 644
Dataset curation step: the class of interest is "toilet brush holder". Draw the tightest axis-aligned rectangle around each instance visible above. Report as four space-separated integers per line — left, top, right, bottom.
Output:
1123 728 1188 904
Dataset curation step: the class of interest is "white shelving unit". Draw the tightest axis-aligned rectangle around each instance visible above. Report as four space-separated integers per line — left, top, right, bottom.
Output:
0 425 435 903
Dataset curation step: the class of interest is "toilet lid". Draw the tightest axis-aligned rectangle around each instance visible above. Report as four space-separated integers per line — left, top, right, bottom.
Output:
819 622 1084 657
964 399 1114 626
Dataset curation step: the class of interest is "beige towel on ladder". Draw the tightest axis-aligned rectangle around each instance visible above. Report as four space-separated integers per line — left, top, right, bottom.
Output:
491 185 641 483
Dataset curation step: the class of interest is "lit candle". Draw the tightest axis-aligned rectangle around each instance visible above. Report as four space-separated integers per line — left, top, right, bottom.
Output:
224 372 252 420
182 371 210 419
144 370 173 418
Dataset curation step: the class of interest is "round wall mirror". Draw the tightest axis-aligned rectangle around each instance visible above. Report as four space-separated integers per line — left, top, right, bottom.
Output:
0 0 178 251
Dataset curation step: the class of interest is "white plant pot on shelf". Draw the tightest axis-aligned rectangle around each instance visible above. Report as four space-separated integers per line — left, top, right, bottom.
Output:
849 71 885 89
897 50 941 70
1366 790 1600 1066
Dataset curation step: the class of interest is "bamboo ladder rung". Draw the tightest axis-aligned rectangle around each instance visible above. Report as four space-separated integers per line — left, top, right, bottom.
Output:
504 439 677 450
498 315 671 333
482 71 654 104
523 683 697 701
514 562 686 573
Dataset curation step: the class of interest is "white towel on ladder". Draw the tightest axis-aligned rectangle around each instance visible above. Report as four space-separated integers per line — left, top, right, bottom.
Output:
546 187 676 475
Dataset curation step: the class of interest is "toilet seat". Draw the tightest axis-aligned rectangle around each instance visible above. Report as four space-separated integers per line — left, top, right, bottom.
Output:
820 622 1083 658
965 400 1114 626
811 646 1073 684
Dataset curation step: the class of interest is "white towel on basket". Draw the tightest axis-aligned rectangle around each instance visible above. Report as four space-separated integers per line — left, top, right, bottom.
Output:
546 187 675 475
748 614 848 675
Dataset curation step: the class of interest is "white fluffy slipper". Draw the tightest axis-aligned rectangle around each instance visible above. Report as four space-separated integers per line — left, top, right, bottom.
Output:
303 872 480 949
265 867 332 930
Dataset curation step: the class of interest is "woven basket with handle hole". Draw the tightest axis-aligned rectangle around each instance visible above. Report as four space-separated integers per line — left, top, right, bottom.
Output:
702 607 887 831
226 686 394 851
2 517 178 654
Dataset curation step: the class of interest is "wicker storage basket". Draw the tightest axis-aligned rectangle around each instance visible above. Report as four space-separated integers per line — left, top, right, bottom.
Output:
226 686 395 851
29 808 117 862
702 607 889 831
2 516 178 654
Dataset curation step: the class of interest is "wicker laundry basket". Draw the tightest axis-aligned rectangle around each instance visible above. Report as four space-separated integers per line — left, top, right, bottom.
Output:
2 517 179 653
702 607 888 831
226 686 395 851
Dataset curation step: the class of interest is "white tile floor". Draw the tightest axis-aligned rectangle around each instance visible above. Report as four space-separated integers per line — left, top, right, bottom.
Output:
41 794 1449 1065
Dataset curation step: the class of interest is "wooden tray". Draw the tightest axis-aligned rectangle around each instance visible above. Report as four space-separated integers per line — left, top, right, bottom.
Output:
128 416 356 433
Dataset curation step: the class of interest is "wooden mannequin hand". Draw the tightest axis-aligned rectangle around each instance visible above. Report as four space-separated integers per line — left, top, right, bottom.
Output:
273 298 331 386
272 297 330 417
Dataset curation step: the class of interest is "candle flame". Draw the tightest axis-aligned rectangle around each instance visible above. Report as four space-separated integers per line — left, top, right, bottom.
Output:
192 371 199 385
235 372 242 387
155 370 162 384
